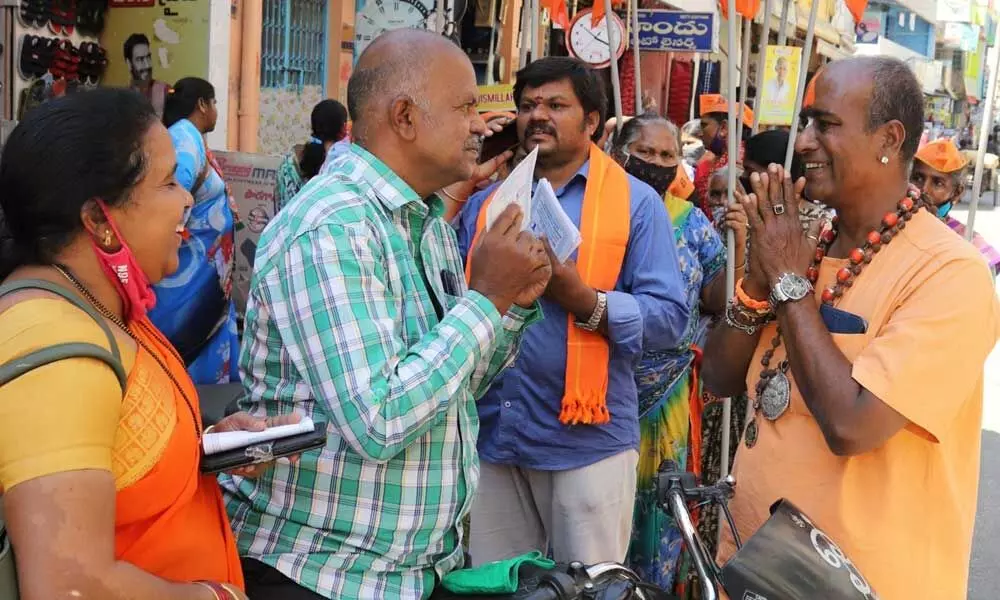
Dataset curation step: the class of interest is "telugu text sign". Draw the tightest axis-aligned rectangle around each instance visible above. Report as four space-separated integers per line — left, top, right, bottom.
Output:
636 10 714 53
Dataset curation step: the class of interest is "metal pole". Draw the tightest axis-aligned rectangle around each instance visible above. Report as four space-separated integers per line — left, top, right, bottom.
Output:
690 55 701 122
720 0 739 481
604 0 624 130
776 0 790 46
486 0 498 84
752 0 775 134
519 0 530 67
531 0 540 60
631 0 642 114
734 17 752 151
782 0 818 172
968 22 1000 240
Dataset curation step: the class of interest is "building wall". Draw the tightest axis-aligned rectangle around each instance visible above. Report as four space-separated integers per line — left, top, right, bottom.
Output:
257 85 325 156
885 6 935 58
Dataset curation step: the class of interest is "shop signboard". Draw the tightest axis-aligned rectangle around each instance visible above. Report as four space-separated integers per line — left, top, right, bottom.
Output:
478 84 516 112
636 10 714 53
213 152 282 318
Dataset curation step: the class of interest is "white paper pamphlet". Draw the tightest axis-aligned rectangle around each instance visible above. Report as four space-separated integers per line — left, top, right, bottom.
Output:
529 178 581 264
202 416 315 455
485 146 538 231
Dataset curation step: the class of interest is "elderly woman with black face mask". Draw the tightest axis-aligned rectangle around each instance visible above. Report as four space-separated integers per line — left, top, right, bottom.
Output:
609 113 747 593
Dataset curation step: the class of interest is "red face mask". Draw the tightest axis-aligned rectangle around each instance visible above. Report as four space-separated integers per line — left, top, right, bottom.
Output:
92 199 157 322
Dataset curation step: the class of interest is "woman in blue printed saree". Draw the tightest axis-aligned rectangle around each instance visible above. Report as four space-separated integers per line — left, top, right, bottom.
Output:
151 77 239 384
611 114 747 594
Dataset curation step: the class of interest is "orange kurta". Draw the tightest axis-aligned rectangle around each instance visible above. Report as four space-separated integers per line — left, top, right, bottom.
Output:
719 210 1000 599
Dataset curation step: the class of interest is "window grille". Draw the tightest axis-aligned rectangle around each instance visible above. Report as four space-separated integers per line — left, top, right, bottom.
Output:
261 0 327 90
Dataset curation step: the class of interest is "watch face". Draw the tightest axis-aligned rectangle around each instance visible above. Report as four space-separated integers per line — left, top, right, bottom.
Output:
566 10 624 68
354 0 430 58
779 274 812 300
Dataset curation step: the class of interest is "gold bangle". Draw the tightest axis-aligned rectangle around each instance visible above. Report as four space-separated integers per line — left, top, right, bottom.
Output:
194 582 223 600
440 187 467 204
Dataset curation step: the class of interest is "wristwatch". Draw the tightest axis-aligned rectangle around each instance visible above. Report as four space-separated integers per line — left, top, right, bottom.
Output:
769 273 813 307
576 290 607 332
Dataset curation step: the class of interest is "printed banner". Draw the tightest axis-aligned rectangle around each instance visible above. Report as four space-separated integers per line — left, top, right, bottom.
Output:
636 10 714 53
757 45 801 127
213 151 283 317
478 84 516 112
101 0 210 114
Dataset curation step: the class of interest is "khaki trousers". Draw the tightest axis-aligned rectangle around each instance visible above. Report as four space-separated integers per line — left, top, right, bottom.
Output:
470 450 639 566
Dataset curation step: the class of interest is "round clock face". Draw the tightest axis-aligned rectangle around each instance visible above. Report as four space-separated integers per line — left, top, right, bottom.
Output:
566 9 625 69
354 0 431 57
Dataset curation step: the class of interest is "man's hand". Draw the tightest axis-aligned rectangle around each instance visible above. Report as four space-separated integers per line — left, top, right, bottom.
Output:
212 411 303 478
740 165 820 297
441 116 516 202
469 205 552 314
541 239 598 323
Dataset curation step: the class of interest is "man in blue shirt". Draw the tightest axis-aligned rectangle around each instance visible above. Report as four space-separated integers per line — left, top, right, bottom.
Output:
454 57 689 565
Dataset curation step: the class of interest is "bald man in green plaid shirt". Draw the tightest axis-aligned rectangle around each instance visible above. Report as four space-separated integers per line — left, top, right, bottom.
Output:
219 30 552 600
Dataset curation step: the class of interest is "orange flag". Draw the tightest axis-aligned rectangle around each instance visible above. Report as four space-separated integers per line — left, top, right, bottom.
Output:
844 0 869 24
718 0 761 19
591 0 624 30
541 0 569 29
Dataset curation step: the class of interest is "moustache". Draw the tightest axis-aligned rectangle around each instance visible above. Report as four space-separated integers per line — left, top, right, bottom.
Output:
526 123 557 138
464 136 484 153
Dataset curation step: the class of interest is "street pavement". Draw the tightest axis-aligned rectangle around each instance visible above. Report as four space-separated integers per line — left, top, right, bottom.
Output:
953 195 1000 599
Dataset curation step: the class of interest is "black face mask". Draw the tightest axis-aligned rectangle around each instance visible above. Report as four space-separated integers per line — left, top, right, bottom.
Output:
622 154 678 196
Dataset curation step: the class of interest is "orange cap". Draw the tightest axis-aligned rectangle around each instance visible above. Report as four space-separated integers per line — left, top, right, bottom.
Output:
699 94 754 126
915 139 968 174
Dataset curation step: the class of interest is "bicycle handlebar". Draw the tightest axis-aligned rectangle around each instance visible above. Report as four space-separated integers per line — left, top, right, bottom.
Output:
654 460 738 600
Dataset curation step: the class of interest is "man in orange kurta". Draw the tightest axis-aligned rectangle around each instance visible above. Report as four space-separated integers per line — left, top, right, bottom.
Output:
704 56 1000 599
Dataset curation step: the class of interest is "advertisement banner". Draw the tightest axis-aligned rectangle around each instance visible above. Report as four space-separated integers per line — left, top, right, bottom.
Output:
965 40 985 99
757 46 801 127
478 84 516 112
101 0 210 114
636 10 714 53
941 22 980 51
855 18 881 43
213 152 283 317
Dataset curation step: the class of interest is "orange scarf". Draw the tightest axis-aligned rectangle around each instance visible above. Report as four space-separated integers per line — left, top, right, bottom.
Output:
465 144 630 425
114 319 244 589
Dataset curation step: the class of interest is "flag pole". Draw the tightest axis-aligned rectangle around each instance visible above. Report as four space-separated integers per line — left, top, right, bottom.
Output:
604 0 625 130
531 0 540 60
782 0 818 172
631 0 642 114
968 21 1000 240
752 0 775 134
776 0 790 45
734 16 752 152
720 0 739 482
486 0 498 84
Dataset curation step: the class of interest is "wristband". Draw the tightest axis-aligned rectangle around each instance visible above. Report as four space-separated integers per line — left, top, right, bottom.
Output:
735 277 771 313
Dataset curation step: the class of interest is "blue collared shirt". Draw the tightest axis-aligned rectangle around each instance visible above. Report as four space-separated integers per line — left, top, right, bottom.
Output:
455 161 689 470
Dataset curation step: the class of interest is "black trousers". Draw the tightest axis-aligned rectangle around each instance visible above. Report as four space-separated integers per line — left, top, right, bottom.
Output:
241 558 327 600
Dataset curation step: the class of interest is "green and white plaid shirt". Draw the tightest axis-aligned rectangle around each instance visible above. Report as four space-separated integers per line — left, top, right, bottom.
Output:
220 144 538 599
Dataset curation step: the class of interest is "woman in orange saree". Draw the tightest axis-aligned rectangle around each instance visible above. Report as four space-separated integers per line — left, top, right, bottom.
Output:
0 89 289 600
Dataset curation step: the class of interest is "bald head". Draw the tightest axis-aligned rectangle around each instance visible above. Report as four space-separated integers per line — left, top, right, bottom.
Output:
821 56 923 161
347 29 467 143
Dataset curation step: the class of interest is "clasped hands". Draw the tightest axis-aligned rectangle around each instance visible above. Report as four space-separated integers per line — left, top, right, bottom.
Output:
735 164 824 300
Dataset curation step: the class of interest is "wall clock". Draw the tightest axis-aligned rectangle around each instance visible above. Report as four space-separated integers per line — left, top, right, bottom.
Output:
565 7 625 69
353 0 435 60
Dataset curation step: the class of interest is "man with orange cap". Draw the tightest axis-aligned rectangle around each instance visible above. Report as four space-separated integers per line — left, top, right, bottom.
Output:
694 94 752 218
912 138 1000 278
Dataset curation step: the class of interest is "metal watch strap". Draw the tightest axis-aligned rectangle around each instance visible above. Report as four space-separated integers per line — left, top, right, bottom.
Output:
576 290 607 332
